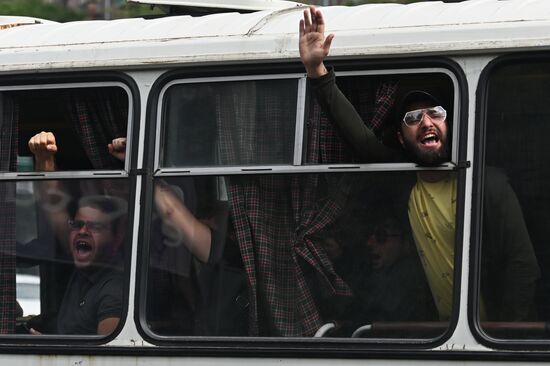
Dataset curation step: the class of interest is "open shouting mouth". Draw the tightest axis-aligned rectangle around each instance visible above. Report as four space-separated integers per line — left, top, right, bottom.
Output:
420 131 441 148
72 237 95 266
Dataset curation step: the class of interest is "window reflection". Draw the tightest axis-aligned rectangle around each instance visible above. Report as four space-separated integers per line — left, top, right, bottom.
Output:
145 172 450 339
14 179 129 336
0 87 129 173
161 79 298 167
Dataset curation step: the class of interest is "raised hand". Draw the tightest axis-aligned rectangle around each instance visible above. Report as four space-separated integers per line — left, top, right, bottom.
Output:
28 131 58 171
299 6 334 78
108 137 126 162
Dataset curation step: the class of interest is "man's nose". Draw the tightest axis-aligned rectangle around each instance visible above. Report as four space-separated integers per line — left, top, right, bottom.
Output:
78 223 90 234
419 111 435 127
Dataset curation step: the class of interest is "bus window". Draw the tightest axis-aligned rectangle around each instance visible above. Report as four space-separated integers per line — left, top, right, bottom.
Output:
478 59 550 340
144 69 460 340
15 178 129 336
0 81 134 338
144 172 447 338
159 78 298 168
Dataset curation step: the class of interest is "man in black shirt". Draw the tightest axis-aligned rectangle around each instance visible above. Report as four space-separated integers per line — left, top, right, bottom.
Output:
54 196 125 335
26 194 125 336
28 130 126 335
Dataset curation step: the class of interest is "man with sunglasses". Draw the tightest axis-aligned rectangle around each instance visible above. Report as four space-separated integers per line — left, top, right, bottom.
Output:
299 6 540 322
354 208 436 324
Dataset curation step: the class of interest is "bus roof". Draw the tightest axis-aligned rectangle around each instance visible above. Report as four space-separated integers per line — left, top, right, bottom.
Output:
0 0 549 72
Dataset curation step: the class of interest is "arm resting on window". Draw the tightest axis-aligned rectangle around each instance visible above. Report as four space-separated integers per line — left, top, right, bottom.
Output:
97 317 120 335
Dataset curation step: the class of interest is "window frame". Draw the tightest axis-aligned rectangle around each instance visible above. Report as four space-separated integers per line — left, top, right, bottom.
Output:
470 51 550 350
0 80 134 181
0 71 140 346
153 67 461 177
137 58 469 353
155 73 308 171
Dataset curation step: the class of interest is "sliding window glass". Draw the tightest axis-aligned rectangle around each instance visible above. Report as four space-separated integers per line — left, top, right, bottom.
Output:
0 82 132 339
477 59 550 340
145 69 460 341
158 77 300 168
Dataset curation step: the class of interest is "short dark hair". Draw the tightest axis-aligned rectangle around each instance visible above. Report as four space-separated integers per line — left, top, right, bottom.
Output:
76 195 127 234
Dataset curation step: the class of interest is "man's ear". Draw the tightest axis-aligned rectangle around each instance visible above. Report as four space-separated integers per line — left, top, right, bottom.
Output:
397 131 404 147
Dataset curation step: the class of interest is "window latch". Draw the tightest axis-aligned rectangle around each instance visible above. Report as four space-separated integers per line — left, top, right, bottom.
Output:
453 160 471 170
129 168 149 176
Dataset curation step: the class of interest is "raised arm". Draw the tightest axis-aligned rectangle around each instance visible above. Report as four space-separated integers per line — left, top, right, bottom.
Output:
108 137 212 263
299 6 333 78
28 131 57 171
28 131 71 248
153 180 212 263
299 9 397 162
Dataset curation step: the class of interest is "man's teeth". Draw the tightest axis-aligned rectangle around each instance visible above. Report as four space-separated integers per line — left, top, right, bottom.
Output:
76 241 92 252
422 133 438 143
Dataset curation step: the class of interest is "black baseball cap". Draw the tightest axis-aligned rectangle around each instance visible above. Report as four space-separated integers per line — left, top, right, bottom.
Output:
395 90 442 125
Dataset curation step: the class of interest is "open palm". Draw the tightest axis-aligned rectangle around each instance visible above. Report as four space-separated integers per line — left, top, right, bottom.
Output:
299 7 334 76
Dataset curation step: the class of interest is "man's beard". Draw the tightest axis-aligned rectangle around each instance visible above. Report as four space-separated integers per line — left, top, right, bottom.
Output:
402 138 450 167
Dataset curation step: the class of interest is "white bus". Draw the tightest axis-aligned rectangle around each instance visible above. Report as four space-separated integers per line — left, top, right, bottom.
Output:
1 0 550 364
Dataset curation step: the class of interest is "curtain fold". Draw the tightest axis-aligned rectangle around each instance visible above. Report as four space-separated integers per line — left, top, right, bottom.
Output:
217 81 361 336
0 95 19 334
159 77 398 336
66 88 127 170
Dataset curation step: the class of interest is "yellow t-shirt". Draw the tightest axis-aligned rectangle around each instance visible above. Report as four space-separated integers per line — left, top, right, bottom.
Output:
409 174 456 321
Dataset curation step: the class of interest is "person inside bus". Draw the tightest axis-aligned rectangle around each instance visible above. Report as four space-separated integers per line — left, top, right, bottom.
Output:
107 137 213 264
317 204 436 335
109 137 248 336
298 7 540 322
28 132 213 263
26 194 125 335
348 206 437 326
29 132 248 336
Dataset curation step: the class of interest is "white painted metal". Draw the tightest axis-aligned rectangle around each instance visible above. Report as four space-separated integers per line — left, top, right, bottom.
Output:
438 55 498 353
0 0 548 363
0 356 540 366
0 0 549 72
293 76 307 166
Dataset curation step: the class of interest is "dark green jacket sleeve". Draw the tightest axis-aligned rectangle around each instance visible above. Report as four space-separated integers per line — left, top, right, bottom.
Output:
482 167 541 321
309 69 399 163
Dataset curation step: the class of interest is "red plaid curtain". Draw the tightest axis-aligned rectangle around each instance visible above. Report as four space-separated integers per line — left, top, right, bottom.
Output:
0 95 19 334
216 78 399 336
66 88 127 170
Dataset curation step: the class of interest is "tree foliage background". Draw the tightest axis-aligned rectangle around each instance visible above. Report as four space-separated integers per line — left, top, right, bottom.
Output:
0 0 446 22
0 0 160 21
